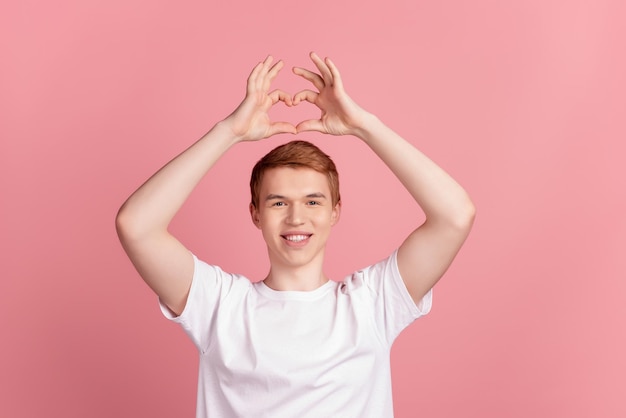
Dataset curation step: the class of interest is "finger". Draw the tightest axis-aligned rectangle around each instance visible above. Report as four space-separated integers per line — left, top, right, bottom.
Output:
310 51 333 86
262 55 273 69
263 60 284 92
293 89 318 105
292 66 324 91
269 89 293 106
325 57 344 90
296 119 325 133
247 61 264 92
256 55 274 90
268 122 297 136
267 59 284 82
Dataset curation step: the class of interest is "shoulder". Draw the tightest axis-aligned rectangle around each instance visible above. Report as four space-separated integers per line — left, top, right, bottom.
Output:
338 251 398 294
344 250 431 314
351 250 399 283
193 255 250 280
189 255 254 298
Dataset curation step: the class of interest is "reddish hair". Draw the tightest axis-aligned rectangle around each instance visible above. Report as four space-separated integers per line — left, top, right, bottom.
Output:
250 140 340 208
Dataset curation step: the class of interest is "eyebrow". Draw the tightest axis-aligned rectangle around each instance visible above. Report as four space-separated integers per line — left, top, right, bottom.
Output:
265 192 327 201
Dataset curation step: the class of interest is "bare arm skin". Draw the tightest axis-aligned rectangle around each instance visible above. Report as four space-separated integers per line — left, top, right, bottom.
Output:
116 57 295 316
293 52 476 304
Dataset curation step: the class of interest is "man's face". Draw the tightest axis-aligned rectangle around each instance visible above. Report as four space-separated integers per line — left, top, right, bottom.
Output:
250 167 340 270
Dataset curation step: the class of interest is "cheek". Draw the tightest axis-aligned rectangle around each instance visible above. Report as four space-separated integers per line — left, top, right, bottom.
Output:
315 211 336 227
260 215 282 234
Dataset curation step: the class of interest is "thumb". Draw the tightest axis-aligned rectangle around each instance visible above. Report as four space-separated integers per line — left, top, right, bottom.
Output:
267 122 297 137
296 119 325 133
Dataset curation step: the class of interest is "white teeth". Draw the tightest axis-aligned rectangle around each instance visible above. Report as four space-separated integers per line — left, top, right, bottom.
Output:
284 235 309 242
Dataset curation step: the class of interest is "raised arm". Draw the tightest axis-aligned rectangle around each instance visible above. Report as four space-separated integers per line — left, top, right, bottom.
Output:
293 53 476 303
116 56 295 315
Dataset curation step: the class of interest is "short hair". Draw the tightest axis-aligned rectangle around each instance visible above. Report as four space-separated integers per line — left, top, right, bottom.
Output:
250 140 341 208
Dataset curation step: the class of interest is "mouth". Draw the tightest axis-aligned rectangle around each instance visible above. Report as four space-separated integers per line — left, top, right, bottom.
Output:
281 234 312 245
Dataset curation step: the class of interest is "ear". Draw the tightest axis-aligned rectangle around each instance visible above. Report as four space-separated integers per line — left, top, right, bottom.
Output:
249 203 262 229
330 201 341 226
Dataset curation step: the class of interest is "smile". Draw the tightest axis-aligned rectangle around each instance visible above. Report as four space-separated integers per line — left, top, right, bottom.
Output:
282 234 312 242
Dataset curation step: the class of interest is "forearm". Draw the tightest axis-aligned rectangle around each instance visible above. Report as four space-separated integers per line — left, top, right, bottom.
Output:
116 121 239 239
355 114 475 226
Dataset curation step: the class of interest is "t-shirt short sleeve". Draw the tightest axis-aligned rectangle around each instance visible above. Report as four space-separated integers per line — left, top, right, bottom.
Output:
357 249 433 344
159 254 240 353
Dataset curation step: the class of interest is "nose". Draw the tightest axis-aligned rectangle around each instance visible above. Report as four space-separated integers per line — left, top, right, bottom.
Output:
286 204 305 225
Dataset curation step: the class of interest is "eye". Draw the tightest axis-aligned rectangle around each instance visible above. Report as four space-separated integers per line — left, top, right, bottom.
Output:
307 201 321 206
272 201 286 207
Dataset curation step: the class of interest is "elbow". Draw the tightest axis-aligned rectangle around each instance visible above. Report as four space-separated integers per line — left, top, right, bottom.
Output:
115 203 143 243
448 197 476 232
115 205 133 241
458 199 476 231
116 203 166 244
465 206 477 231
425 196 476 235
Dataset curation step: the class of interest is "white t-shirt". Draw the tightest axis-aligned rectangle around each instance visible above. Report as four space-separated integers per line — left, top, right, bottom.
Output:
160 250 432 418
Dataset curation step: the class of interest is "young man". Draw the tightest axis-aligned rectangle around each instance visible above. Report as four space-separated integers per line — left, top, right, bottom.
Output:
116 53 475 417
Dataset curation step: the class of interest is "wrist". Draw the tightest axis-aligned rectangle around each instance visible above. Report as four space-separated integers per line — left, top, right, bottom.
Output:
351 112 383 141
214 119 247 145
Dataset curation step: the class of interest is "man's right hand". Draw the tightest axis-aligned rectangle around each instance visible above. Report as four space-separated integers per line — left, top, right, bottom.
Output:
222 56 297 142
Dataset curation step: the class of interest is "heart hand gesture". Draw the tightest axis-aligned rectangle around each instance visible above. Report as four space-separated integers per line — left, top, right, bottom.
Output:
223 53 370 142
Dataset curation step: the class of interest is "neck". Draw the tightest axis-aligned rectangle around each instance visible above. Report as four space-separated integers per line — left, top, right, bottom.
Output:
263 260 329 292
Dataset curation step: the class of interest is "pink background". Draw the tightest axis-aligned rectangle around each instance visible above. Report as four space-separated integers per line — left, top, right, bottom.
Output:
2 0 625 417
